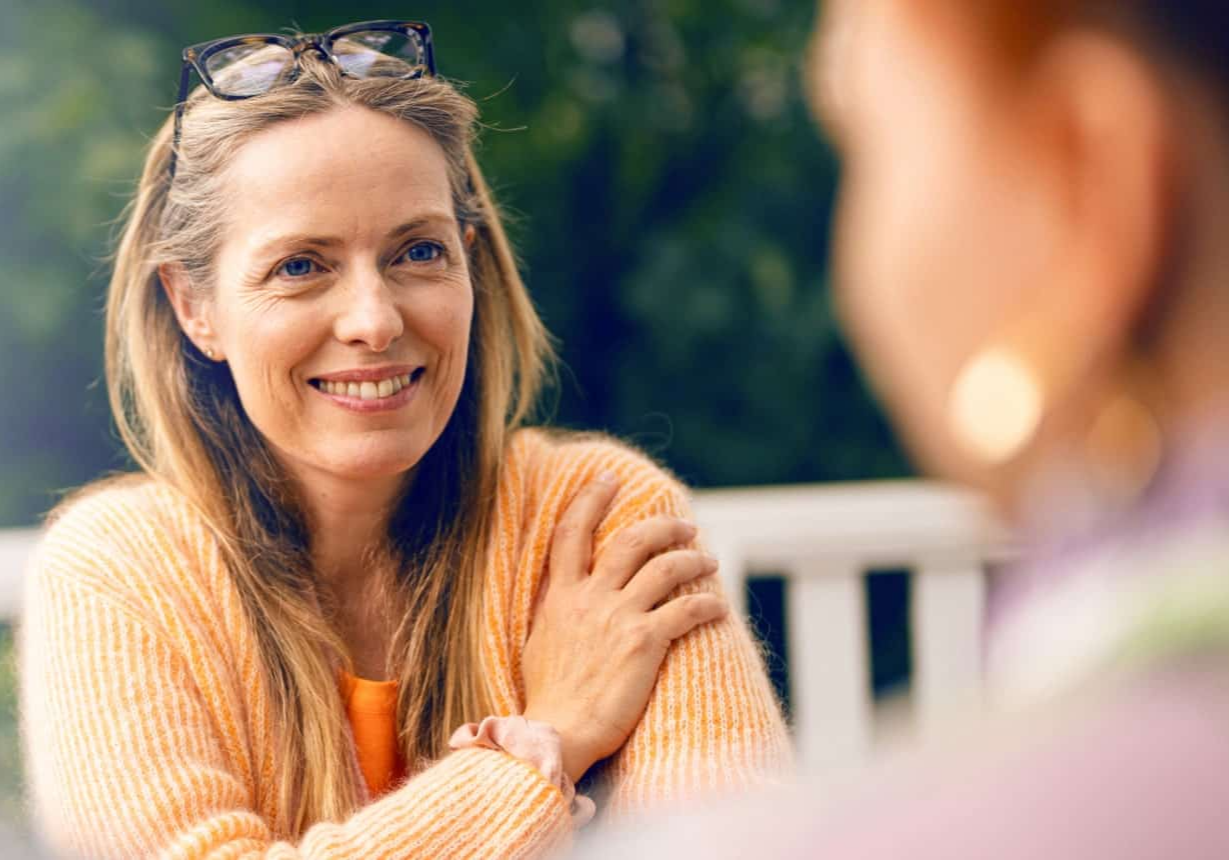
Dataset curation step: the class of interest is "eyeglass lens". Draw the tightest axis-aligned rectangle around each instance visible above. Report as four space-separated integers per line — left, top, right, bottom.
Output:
332 31 427 78
203 30 428 97
205 44 297 96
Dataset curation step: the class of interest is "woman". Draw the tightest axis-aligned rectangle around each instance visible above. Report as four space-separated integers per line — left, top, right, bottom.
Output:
590 0 1229 856
18 21 790 859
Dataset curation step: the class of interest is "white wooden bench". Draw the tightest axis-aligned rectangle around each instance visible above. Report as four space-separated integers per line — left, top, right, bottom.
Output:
693 481 1010 774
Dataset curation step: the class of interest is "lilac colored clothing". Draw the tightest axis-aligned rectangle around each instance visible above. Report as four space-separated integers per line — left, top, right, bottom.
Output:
990 420 1229 633
581 660 1229 859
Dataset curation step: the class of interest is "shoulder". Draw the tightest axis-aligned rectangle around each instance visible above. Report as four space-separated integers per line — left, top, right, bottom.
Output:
506 427 687 502
502 428 693 538
29 474 222 620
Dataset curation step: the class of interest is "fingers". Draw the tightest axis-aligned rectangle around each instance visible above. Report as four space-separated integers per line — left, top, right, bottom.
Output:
527 570 551 636
548 473 620 584
623 549 719 610
651 592 729 641
593 516 698 589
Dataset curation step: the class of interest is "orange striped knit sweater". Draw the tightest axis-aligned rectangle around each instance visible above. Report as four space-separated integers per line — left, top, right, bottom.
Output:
20 429 791 859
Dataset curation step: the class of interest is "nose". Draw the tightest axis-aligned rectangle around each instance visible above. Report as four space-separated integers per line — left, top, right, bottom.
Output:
333 267 405 352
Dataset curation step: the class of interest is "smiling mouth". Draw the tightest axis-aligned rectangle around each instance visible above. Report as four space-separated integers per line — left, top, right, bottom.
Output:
309 367 426 401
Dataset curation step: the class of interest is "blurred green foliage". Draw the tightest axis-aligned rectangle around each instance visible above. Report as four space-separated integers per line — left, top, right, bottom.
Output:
0 0 909 528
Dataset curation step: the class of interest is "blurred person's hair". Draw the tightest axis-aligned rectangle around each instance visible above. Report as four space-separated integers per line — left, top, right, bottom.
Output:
99 50 553 836
925 0 1229 90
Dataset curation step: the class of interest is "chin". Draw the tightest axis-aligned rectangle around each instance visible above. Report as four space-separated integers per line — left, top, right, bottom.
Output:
317 436 432 482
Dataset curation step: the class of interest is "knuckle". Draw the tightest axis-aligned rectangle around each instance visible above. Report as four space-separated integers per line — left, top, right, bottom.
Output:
654 556 679 581
627 619 658 649
553 519 581 541
681 550 708 572
669 517 698 542
594 479 619 501
657 552 700 585
683 595 711 619
618 529 647 554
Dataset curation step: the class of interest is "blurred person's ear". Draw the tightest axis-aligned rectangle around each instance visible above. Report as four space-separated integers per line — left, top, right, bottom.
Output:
1018 30 1173 368
159 263 225 361
942 30 1175 493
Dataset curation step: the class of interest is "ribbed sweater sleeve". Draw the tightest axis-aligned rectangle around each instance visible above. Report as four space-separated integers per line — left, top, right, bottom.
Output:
592 483 794 818
20 490 572 860
492 433 794 821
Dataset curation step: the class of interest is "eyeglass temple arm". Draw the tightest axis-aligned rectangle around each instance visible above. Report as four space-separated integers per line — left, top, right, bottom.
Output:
423 33 437 76
168 61 193 182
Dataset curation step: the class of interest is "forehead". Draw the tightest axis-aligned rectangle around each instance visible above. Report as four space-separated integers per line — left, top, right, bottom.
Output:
222 105 456 247
811 0 893 126
812 0 970 142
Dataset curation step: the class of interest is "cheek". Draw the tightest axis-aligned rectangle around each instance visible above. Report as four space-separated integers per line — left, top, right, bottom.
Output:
833 130 1017 469
415 284 474 385
836 125 1059 479
835 149 972 394
212 299 324 441
428 287 473 354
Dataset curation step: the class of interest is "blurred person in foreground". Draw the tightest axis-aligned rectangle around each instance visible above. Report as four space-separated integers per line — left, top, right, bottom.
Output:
586 0 1229 856
17 21 790 859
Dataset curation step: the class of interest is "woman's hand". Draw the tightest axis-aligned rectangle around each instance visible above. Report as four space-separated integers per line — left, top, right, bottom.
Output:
521 473 728 783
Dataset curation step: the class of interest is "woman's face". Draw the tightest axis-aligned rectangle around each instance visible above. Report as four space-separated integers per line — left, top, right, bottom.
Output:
193 105 473 496
814 1 1066 487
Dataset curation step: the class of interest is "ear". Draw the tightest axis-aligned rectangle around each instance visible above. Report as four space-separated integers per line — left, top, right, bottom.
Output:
1023 30 1174 360
159 263 224 361
463 223 477 248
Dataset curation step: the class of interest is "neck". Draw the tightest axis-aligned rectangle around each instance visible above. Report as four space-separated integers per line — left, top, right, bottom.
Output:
294 467 411 590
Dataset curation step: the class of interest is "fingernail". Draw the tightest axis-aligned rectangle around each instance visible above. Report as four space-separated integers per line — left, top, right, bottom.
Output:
680 521 698 538
597 470 618 485
703 553 719 570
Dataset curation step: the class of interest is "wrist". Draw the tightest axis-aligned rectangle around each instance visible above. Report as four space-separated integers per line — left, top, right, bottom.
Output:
449 715 598 826
521 707 596 783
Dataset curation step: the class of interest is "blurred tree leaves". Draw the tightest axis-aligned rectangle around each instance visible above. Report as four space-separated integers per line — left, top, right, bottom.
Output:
0 2 168 524
0 0 909 526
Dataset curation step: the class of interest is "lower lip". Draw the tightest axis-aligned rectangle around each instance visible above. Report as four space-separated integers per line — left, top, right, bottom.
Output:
311 377 421 414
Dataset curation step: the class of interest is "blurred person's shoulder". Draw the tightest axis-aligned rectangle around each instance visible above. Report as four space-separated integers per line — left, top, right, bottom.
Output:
580 656 1229 860
28 474 225 619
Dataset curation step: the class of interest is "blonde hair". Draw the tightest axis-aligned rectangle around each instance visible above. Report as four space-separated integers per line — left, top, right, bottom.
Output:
104 52 553 835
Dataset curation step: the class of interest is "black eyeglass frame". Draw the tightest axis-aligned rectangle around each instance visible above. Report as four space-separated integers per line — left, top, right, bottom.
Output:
169 20 437 180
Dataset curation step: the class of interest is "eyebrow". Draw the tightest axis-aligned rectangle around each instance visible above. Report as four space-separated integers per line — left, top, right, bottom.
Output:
249 212 459 258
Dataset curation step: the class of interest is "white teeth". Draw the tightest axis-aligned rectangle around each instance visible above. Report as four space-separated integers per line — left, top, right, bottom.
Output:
317 372 417 399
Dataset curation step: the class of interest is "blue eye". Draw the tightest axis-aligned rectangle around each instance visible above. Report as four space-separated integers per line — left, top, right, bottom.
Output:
277 257 319 278
400 242 444 264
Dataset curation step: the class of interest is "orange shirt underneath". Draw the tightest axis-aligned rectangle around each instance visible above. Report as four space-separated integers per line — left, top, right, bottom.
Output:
338 670 406 798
